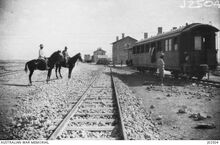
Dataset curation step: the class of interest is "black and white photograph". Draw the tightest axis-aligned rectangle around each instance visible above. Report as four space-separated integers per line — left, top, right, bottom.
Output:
0 0 220 143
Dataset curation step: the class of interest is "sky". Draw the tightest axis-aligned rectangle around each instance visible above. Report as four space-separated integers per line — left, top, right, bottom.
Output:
0 0 219 60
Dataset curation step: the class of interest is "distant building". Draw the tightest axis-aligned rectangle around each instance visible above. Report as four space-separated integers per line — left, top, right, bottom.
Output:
84 54 92 62
112 33 137 65
93 48 107 63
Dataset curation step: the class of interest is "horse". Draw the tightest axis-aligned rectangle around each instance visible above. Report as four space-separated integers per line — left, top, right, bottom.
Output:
55 53 83 79
24 50 63 85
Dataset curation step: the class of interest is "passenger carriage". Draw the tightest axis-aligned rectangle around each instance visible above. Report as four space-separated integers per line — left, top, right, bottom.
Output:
129 23 219 79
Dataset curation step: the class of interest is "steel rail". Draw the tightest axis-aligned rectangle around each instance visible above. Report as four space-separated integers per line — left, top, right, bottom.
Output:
110 67 127 140
48 67 126 140
191 78 220 88
48 71 101 140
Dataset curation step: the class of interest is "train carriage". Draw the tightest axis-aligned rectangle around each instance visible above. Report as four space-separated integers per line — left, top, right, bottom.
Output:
129 23 219 79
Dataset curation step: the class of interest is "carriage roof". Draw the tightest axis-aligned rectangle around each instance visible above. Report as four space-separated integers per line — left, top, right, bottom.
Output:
136 23 219 45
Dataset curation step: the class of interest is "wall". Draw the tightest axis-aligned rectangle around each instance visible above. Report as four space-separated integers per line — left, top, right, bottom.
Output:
112 37 137 65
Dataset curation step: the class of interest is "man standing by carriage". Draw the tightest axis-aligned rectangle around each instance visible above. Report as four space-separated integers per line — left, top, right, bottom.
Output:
62 46 69 66
157 53 165 86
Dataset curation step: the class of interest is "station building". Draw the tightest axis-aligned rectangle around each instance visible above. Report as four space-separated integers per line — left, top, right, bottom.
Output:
93 48 108 63
112 33 137 65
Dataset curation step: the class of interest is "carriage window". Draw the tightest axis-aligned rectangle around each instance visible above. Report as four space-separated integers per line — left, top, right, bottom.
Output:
133 47 136 54
150 47 155 56
141 45 144 53
165 40 168 51
144 44 146 52
145 44 149 52
194 36 202 50
174 37 178 51
157 41 162 51
169 39 172 51
134 47 137 54
137 46 140 54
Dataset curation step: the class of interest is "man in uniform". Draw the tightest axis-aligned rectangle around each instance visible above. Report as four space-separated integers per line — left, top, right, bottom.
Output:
183 51 190 75
38 44 49 69
157 53 165 85
62 46 69 67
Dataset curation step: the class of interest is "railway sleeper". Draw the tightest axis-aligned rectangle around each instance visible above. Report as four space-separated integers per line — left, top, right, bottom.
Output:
69 118 116 122
74 113 115 116
58 129 122 140
85 97 113 100
85 94 112 97
71 115 116 120
78 107 116 110
82 104 114 107
91 86 111 88
80 104 114 108
84 100 114 103
67 121 118 127
87 90 112 94
66 126 115 131
77 110 116 114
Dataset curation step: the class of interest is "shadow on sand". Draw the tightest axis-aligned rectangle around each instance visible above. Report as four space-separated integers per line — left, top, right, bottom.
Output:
105 67 192 87
0 83 29 87
0 78 59 87
33 78 58 83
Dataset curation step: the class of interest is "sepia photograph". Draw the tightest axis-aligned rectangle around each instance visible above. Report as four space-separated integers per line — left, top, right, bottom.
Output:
0 0 219 144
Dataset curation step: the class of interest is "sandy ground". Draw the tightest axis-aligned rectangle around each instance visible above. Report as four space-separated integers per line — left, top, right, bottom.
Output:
1 61 220 140
112 67 220 140
0 61 103 139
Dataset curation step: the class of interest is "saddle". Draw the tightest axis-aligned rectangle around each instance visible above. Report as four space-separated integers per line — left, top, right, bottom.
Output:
36 58 49 69
63 57 70 67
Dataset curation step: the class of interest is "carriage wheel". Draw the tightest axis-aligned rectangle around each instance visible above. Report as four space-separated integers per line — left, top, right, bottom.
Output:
196 74 204 80
149 68 157 75
172 71 179 79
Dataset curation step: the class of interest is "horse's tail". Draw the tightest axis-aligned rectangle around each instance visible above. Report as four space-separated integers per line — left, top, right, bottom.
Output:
24 62 29 73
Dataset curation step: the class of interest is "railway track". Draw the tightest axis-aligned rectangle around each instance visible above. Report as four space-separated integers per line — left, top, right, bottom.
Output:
164 73 220 88
191 78 220 88
48 67 126 140
164 74 220 88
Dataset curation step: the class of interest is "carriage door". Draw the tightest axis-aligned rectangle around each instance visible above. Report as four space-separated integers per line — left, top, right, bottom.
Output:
203 33 217 67
194 36 204 64
150 43 156 63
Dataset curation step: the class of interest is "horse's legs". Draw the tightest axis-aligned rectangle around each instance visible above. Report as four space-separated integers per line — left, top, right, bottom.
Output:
29 70 34 85
55 65 58 79
59 66 62 78
68 67 73 79
47 69 52 83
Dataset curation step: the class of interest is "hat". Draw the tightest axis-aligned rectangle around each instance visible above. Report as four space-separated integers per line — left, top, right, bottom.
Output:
160 53 164 58
39 44 43 47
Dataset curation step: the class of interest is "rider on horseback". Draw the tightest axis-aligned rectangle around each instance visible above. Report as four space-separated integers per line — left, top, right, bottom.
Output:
62 46 69 67
38 44 49 69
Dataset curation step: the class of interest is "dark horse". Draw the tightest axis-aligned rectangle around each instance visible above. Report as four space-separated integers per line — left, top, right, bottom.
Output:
55 53 83 79
24 51 62 85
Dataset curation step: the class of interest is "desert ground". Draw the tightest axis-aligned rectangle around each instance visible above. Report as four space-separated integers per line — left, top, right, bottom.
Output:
0 61 103 139
112 66 220 140
0 61 220 140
